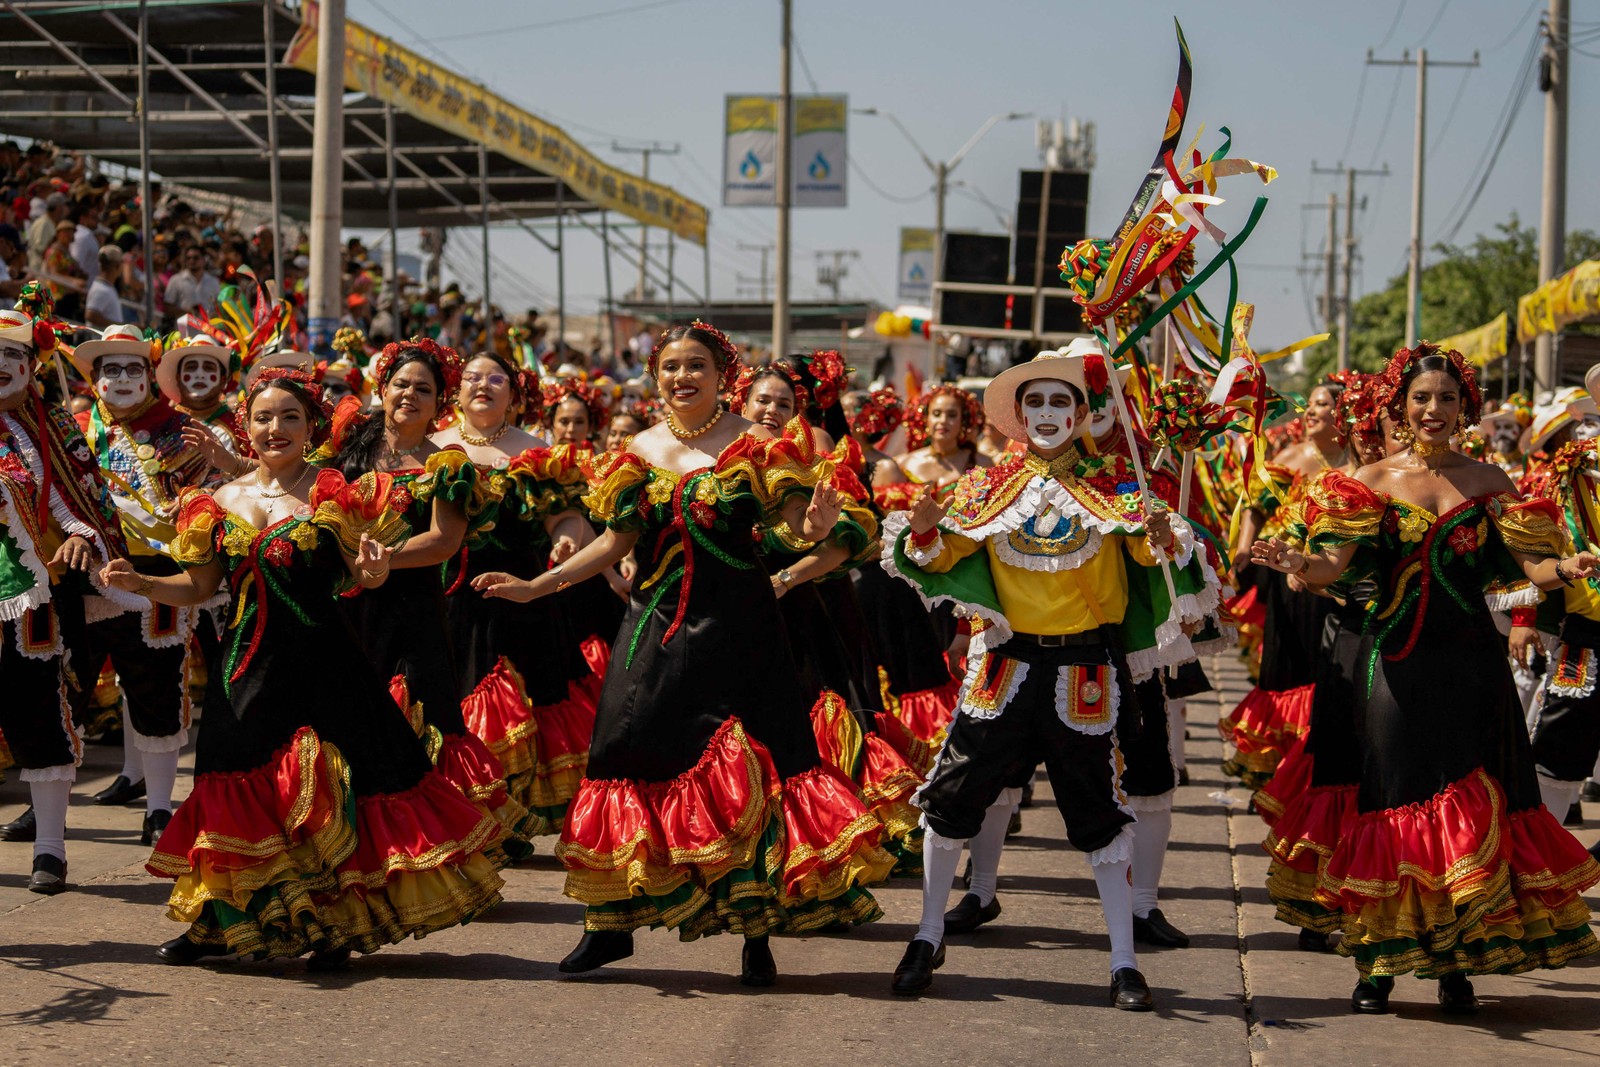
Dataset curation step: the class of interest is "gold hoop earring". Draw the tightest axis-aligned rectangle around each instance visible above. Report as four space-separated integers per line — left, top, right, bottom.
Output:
1392 422 1415 444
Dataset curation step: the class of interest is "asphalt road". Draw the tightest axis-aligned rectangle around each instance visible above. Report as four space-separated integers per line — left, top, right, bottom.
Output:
2 656 1596 1067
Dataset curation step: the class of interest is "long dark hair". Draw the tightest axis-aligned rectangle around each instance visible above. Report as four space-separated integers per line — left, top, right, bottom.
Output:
777 354 850 443
334 346 446 477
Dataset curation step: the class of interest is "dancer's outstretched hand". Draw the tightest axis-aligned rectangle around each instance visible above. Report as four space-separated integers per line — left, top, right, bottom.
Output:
472 570 537 602
907 488 944 536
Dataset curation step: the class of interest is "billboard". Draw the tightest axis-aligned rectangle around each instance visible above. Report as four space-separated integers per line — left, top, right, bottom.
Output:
898 227 934 302
723 94 847 208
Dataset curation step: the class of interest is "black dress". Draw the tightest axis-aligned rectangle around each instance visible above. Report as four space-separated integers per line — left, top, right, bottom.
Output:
557 434 895 940
147 475 503 958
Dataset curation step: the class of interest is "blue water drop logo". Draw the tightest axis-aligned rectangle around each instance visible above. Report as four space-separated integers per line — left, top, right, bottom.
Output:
908 263 925 281
808 151 830 180
740 150 762 179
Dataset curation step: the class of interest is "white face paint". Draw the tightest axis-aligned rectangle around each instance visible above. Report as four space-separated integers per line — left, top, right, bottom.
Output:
1489 421 1522 453
1018 380 1082 451
1574 413 1600 441
177 353 226 405
0 341 31 404
96 354 150 412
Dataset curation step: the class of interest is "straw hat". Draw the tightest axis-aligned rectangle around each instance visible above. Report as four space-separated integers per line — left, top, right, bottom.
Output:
982 338 1105 443
1526 385 1597 452
0 308 35 349
155 333 232 403
70 323 153 382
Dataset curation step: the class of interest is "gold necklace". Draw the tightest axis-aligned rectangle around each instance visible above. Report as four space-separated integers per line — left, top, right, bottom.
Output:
253 465 309 500
1411 439 1451 476
459 421 510 446
668 405 724 440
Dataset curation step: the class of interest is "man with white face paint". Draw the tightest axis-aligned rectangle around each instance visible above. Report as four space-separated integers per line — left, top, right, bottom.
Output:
0 309 133 893
882 339 1224 1008
65 325 217 847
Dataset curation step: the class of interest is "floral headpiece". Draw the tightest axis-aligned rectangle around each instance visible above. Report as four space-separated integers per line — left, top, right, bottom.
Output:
541 378 610 433
905 383 985 450
848 386 905 440
1333 372 1380 438
1372 341 1482 427
242 366 333 451
727 361 810 414
802 349 850 410
1501 391 1534 428
648 320 740 388
332 326 368 364
371 335 463 395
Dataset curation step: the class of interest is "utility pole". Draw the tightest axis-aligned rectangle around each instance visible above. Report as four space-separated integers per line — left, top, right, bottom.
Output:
774 0 792 357
1323 193 1339 340
612 140 679 303
1312 162 1389 371
1536 0 1568 388
307 0 346 351
1367 47 1478 348
814 249 859 304
738 241 773 302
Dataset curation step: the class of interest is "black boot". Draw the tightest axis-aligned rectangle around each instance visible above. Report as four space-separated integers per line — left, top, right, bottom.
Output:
740 935 776 987
1437 972 1478 1015
1297 928 1329 952
91 775 146 807
0 806 37 842
156 935 231 966
1350 975 1394 1014
1564 801 1584 828
27 854 67 895
307 945 353 972
1109 967 1154 1011
1132 908 1190 948
140 809 173 847
943 892 1002 934
1006 809 1023 837
891 938 945 995
557 930 634 974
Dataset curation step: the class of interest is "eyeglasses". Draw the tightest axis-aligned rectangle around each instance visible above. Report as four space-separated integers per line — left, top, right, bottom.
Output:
98 365 147 380
462 372 510 388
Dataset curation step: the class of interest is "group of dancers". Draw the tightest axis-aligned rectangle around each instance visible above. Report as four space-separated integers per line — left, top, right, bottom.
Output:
2 292 1597 1013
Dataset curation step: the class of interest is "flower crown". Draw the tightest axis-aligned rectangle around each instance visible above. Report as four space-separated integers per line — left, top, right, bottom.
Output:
1373 342 1482 427
905 384 985 449
848 386 905 439
649 320 740 387
243 366 333 450
541 378 610 432
727 361 810 414
803 349 849 410
371 335 463 396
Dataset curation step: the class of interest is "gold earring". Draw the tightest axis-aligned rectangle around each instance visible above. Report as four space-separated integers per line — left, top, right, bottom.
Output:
1392 422 1415 444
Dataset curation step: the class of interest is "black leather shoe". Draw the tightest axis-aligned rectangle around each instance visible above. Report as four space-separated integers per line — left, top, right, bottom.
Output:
91 775 146 807
307 946 353 972
557 930 634 973
1006 809 1023 838
740 936 776 987
140 809 173 847
1019 780 1035 808
944 892 1002 934
156 935 231 966
961 856 972 889
1351 975 1394 1014
1132 908 1190 948
1582 779 1600 802
1437 972 1478 1015
1563 802 1584 827
1177 768 1190 786
1297 928 1329 952
28 854 67 895
0 806 37 842
1110 967 1154 1011
891 938 945 994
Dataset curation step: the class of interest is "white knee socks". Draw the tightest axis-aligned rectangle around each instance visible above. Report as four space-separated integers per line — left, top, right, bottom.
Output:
1131 801 1174 919
30 776 71 863
1538 774 1584 819
1167 697 1187 771
117 708 145 785
916 831 965 945
966 791 1018 906
1093 856 1138 975
142 747 179 815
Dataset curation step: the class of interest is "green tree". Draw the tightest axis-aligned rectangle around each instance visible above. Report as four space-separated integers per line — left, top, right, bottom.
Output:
1298 215 1600 385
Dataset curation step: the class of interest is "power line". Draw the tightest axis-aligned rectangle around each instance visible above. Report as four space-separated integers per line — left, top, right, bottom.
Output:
850 158 931 204
1427 66 1472 154
431 0 704 44
1375 0 1411 49
1415 0 1454 44
1366 66 1406 168
1337 63 1372 163
792 33 821 94
1434 25 1541 241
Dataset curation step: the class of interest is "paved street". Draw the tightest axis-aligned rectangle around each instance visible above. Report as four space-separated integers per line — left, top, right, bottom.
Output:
3 657 1597 1067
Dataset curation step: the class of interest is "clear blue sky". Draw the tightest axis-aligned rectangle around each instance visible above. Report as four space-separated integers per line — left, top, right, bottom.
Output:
356 0 1593 348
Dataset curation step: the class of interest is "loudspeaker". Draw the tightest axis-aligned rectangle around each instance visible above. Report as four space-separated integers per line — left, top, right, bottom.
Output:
1013 168 1090 333
937 231 1010 330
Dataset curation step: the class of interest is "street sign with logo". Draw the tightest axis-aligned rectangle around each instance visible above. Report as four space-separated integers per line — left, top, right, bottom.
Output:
723 94 848 208
898 227 934 301
793 95 847 208
723 95 779 206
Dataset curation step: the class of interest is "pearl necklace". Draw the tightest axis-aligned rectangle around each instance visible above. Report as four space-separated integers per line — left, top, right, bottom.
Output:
252 466 309 500
667 405 724 440
459 422 510 446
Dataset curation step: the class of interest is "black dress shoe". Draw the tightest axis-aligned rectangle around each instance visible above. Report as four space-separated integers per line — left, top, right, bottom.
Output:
891 938 945 994
557 930 634 973
1006 809 1023 838
944 892 1002 934
28 854 67 895
0 806 37 842
1437 972 1478 1015
1582 779 1600 802
1109 967 1154 1011
307 946 352 972
1177 768 1190 786
1297 928 1329 952
1132 908 1190 948
739 936 776 987
1019 780 1035 808
156 935 231 966
140 809 173 847
1350 975 1394 1014
91 775 146 807
1563 802 1584 827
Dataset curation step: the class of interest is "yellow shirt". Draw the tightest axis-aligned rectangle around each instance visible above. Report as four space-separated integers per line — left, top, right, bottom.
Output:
913 530 1162 636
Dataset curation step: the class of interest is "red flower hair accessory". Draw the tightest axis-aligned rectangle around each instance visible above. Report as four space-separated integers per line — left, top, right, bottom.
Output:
904 383 985 449
241 366 333 453
803 349 849 410
848 386 905 439
371 335 463 396
726 361 810 413
649 320 741 389
1372 342 1482 427
540 379 610 433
